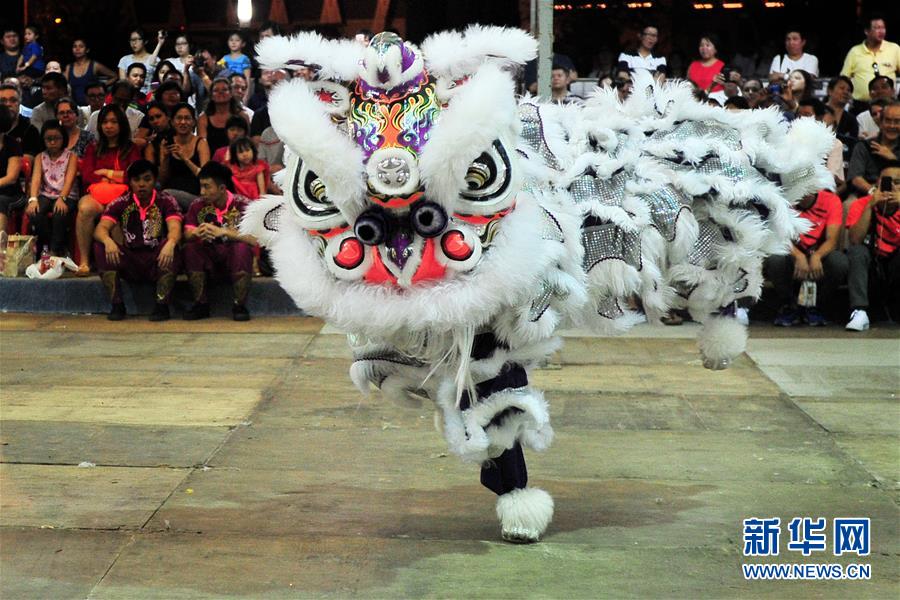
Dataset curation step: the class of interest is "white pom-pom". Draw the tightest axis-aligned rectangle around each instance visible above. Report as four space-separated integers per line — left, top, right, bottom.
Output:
496 487 554 543
697 316 748 370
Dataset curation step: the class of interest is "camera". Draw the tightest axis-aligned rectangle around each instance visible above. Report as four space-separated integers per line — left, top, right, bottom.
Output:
767 83 782 95
881 176 893 193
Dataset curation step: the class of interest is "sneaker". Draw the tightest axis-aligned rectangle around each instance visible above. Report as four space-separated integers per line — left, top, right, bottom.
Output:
107 302 126 321
773 305 801 327
183 303 211 321
149 303 171 322
845 309 869 331
232 304 250 322
735 307 750 326
804 307 827 327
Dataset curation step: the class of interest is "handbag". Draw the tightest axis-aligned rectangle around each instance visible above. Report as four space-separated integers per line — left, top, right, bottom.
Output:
87 154 128 205
1 235 36 278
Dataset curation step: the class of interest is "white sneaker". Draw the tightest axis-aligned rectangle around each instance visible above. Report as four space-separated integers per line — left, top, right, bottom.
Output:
845 309 870 331
735 307 750 326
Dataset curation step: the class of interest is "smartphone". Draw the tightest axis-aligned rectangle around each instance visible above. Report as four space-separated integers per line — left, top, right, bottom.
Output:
881 177 893 193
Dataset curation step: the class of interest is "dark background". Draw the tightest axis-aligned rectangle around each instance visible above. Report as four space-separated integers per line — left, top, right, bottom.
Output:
1 0 898 77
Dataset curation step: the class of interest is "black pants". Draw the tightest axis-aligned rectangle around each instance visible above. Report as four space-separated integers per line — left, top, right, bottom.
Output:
29 195 77 257
764 252 848 308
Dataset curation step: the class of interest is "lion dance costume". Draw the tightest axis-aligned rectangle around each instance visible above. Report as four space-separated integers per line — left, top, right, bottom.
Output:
242 27 833 542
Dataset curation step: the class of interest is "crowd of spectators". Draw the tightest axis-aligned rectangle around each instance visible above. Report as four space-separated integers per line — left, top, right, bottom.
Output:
0 16 897 329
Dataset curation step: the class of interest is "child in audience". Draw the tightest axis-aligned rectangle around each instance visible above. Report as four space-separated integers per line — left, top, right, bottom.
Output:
228 136 268 200
218 31 251 101
16 25 45 77
212 115 249 164
25 121 79 257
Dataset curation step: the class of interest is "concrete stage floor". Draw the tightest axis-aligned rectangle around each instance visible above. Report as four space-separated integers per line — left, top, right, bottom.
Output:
1 314 898 598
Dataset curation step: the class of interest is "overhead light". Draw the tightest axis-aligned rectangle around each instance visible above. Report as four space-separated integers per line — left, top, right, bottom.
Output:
237 0 253 25
693 2 714 8
764 1 785 6
723 1 743 7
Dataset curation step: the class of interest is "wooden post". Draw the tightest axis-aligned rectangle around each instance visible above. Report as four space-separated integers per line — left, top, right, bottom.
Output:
269 0 289 25
372 0 391 34
320 0 343 24
534 0 553 100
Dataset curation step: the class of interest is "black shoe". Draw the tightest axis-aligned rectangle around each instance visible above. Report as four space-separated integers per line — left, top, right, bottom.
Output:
232 304 250 321
183 303 211 321
107 302 126 321
149 303 171 322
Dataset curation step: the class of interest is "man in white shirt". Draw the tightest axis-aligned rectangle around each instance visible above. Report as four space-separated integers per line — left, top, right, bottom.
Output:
769 30 819 82
617 25 666 74
858 97 890 141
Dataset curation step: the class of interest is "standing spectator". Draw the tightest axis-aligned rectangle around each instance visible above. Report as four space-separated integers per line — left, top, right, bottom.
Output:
93 160 182 321
844 161 900 330
190 48 221 99
117 29 164 95
55 98 94 159
617 25 666 75
142 101 173 168
0 106 23 237
217 32 252 87
159 103 209 211
75 104 142 274
249 68 289 143
166 35 203 107
16 25 44 77
687 35 725 96
26 120 79 257
258 125 284 192
0 82 41 165
840 15 900 108
199 78 247 156
212 115 249 164
847 101 900 197
825 76 860 162
769 30 819 82
228 73 254 120
0 29 20 79
765 189 847 326
31 72 85 131
87 81 143 137
64 39 117 107
228 137 267 200
183 161 256 321
858 97 890 142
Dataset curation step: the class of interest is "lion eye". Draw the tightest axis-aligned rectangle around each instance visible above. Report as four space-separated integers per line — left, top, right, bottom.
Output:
459 141 511 202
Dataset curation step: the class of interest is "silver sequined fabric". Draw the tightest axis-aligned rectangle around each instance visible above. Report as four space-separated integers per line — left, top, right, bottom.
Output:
670 156 751 183
596 296 624 319
594 170 628 206
687 221 725 268
582 222 642 272
263 206 282 232
528 280 554 322
780 166 816 190
641 186 691 242
518 103 561 170
650 120 741 150
540 209 565 242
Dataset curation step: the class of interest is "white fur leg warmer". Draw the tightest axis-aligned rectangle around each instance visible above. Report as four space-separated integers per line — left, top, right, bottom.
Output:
496 487 554 543
697 316 748 370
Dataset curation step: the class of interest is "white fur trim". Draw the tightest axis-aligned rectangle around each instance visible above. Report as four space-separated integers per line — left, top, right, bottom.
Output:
256 32 364 81
698 316 748 370
496 487 554 543
422 26 537 80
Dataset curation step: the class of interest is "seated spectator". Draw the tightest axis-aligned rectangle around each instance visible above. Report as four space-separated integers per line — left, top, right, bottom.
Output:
199 78 248 156
848 101 900 197
724 96 750 111
813 103 848 190
64 39 117 107
228 136 268 200
141 102 173 167
258 125 285 193
858 97 890 141
93 159 182 321
124 63 149 109
228 72 254 120
159 103 209 211
31 72 83 131
709 66 742 105
765 189 847 326
189 47 222 99
610 64 633 103
16 25 44 78
44 61 62 74
845 161 900 330
183 161 257 321
0 106 23 236
687 34 724 96
618 25 666 75
75 104 143 274
0 29 20 80
825 76 860 162
83 81 105 114
212 115 249 164
769 30 819 82
133 81 183 148
148 60 179 96
87 80 144 136
25 120 79 257
55 97 94 158
249 69 290 144
0 82 41 164
840 15 900 112
117 29 163 95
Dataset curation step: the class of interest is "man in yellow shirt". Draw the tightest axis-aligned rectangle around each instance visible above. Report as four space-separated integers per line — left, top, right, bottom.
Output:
841 16 900 104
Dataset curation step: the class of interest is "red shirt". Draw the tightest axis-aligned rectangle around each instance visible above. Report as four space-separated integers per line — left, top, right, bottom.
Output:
80 142 143 187
847 195 900 257
797 190 842 252
687 59 724 93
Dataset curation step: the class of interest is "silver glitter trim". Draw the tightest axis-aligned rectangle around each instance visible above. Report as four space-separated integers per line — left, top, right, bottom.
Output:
687 221 725 268
518 103 560 170
780 166 816 190
582 222 642 271
594 170 628 206
596 296 624 319
353 352 425 368
540 208 565 242
651 120 741 150
670 156 751 183
263 206 282 232
569 175 596 204
528 280 554 322
640 186 692 242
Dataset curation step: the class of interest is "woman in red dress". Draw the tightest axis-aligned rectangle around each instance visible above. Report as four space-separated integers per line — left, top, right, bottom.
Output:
687 35 725 96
